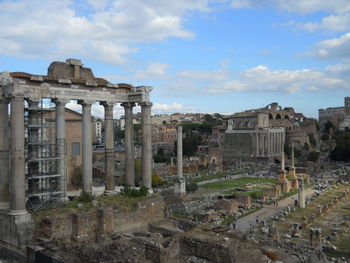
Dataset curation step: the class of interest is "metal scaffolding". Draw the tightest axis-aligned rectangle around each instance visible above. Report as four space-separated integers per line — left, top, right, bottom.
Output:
25 98 66 210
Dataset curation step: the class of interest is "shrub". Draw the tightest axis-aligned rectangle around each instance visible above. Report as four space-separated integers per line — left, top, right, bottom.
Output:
78 192 93 202
152 174 165 187
123 185 148 197
186 182 198 193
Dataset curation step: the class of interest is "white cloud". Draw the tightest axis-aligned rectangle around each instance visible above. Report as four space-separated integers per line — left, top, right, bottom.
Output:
0 0 211 65
231 0 350 14
285 13 350 32
303 33 350 60
208 65 347 94
134 62 169 80
153 102 196 114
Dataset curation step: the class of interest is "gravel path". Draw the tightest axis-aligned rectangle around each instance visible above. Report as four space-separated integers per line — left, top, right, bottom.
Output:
236 187 317 233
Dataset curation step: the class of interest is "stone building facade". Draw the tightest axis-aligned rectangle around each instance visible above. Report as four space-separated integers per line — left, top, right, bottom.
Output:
319 97 350 130
222 112 284 165
209 102 315 167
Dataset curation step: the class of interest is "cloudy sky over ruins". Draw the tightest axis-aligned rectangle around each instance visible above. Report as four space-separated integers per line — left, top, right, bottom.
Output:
1 0 350 117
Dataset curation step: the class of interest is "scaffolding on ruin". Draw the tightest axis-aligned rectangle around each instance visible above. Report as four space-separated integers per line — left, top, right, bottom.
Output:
25 98 66 210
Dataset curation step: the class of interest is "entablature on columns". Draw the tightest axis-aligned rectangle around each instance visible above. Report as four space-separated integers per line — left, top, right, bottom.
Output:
0 59 153 105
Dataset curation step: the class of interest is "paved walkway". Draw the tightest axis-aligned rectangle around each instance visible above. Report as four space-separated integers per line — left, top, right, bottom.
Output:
236 187 317 233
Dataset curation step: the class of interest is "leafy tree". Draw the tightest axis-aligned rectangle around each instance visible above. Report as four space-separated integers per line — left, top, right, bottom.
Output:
307 151 320 162
133 124 142 132
186 182 198 193
284 143 291 158
204 114 216 123
153 147 170 163
330 132 350 162
323 121 334 134
308 133 316 147
115 128 125 139
174 134 201 157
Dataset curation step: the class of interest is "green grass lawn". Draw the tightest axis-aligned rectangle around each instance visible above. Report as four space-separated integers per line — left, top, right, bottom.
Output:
199 177 276 190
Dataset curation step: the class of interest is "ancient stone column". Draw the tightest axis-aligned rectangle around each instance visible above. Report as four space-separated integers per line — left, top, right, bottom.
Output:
9 96 27 214
54 99 68 200
0 98 9 210
174 125 186 194
281 151 285 173
255 132 259 157
78 100 93 194
122 102 135 186
102 102 115 193
177 125 183 178
298 178 305 208
141 102 152 189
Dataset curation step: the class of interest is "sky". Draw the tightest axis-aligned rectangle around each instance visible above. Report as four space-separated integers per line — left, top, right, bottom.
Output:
1 0 350 119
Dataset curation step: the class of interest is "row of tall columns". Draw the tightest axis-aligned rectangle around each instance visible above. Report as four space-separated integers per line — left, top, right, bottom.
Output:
255 131 284 158
122 102 153 189
0 95 153 212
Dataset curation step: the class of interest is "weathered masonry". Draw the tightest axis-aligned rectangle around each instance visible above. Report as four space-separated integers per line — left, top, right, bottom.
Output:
0 59 153 248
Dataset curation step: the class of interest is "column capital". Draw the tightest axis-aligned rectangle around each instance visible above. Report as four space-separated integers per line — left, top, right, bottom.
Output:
100 101 115 108
139 101 153 107
78 100 94 106
121 102 135 108
177 125 182 132
52 98 70 105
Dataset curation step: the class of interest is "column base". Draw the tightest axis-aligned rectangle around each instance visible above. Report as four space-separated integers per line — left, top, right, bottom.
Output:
8 209 28 216
104 190 118 196
174 178 186 194
0 211 33 248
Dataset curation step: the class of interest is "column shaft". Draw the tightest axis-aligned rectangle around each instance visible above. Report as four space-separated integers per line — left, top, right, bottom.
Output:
177 126 183 178
0 99 9 209
123 103 135 186
10 97 26 213
103 103 115 191
55 100 67 199
141 102 152 189
255 132 259 157
81 102 93 194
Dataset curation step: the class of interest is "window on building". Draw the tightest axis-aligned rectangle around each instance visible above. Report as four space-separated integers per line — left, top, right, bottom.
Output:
72 142 80 156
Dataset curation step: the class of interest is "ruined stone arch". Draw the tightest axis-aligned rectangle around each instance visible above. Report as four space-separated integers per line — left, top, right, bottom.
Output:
276 114 281 119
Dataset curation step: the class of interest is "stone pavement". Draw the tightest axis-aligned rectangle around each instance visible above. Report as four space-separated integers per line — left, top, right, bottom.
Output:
236 187 317 233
